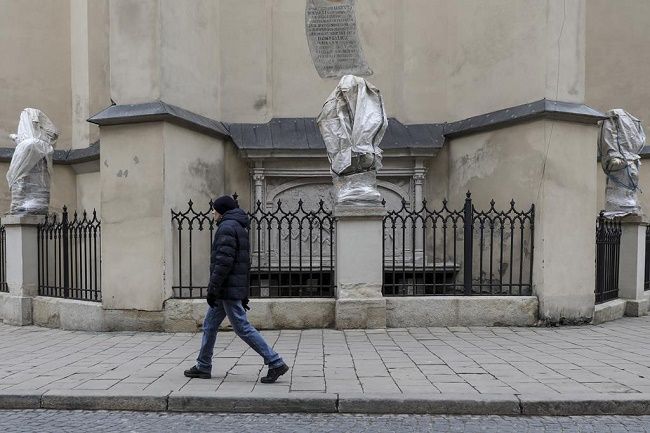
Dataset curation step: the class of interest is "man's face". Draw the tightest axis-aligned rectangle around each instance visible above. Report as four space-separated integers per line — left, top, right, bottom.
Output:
212 209 222 222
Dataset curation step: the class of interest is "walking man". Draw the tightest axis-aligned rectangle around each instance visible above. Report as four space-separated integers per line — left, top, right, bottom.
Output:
184 195 289 383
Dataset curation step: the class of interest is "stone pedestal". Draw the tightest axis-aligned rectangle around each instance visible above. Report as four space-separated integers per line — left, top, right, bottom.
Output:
334 205 386 329
2 214 44 326
618 215 649 317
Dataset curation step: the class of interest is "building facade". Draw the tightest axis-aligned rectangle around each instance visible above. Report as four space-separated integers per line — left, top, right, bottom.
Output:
0 0 649 331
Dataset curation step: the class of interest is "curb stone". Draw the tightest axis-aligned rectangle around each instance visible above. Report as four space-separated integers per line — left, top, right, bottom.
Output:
40 389 169 411
0 390 42 409
338 393 520 415
2 391 650 415
518 393 650 416
168 391 338 413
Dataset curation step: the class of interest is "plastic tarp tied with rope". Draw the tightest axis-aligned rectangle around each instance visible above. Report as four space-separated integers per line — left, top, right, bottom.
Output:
316 75 387 205
6 108 58 215
598 109 646 217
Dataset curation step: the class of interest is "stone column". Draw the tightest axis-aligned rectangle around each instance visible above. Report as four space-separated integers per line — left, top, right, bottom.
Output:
413 160 426 263
618 215 649 316
2 215 44 326
334 205 386 329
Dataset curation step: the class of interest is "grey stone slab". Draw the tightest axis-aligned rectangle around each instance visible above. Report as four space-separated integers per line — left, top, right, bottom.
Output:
519 393 650 416
168 391 337 413
0 389 43 409
338 393 520 415
41 389 168 411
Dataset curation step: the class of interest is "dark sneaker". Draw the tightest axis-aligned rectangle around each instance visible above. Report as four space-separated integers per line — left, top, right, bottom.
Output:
260 363 289 384
184 365 211 379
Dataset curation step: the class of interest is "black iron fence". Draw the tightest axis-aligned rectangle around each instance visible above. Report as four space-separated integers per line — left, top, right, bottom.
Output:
171 197 336 299
595 214 621 304
383 193 535 296
0 223 7 293
645 226 650 291
37 207 102 301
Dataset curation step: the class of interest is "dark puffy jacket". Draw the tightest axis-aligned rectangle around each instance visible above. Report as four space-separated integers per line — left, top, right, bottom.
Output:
208 208 250 300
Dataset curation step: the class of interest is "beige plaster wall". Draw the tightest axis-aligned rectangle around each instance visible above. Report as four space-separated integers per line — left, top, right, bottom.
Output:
586 0 650 124
71 0 110 149
76 172 100 214
224 143 251 209
100 123 165 311
163 123 229 301
0 0 72 149
448 120 598 321
104 0 586 125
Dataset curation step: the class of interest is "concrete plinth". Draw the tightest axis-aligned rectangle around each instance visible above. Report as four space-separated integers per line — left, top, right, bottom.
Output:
1 215 44 326
618 215 649 317
334 205 387 329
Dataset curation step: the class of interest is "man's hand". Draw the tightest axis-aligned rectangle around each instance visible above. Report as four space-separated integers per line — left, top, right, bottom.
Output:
206 287 218 308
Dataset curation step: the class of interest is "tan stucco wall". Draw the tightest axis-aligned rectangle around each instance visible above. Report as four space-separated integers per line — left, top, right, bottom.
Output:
586 0 650 124
0 0 72 149
100 123 165 311
76 171 100 214
448 120 599 322
107 0 586 124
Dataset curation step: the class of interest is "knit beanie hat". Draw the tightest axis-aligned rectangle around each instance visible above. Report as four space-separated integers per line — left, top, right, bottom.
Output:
212 195 238 214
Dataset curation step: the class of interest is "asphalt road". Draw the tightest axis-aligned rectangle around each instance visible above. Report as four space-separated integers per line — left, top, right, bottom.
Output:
3 410 650 432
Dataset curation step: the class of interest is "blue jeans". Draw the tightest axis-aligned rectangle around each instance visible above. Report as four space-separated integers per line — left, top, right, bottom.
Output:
196 300 284 373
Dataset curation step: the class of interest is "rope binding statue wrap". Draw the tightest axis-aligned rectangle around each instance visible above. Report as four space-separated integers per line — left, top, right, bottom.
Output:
6 108 58 215
317 75 388 206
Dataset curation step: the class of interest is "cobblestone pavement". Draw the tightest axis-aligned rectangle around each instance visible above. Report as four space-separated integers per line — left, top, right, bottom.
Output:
4 410 650 432
1 315 650 396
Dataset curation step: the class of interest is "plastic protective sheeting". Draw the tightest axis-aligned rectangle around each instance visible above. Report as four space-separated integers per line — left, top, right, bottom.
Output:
6 108 58 215
317 75 387 205
598 109 646 217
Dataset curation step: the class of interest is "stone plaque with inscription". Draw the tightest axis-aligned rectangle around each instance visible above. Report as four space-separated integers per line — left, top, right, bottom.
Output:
305 0 372 78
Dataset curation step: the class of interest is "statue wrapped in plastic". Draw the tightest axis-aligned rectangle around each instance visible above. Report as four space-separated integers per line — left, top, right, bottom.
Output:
6 108 58 215
317 75 387 205
598 109 646 218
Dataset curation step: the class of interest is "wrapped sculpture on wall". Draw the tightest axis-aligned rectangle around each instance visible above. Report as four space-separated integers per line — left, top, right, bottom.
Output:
317 74 387 205
6 108 58 215
598 109 646 218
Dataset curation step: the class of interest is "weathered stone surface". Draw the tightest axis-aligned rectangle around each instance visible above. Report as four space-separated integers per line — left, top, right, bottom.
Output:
0 390 42 409
338 393 520 415
625 299 648 317
169 392 338 413
305 0 371 79
519 393 650 416
41 389 168 411
386 296 538 327
164 298 335 331
336 298 386 329
1 295 33 326
593 299 626 325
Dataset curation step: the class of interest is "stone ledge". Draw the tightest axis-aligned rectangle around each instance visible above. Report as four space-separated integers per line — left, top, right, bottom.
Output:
168 392 338 413
41 389 168 411
593 299 627 325
338 393 520 415
0 390 42 409
386 296 538 327
1 214 45 226
2 390 650 415
333 204 386 218
519 393 650 416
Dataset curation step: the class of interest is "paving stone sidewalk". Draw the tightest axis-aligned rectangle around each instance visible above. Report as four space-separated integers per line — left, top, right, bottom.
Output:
3 317 650 415
2 316 650 399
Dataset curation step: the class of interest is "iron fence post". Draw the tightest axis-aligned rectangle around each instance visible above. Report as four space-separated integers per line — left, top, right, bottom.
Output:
62 206 70 298
463 192 473 295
